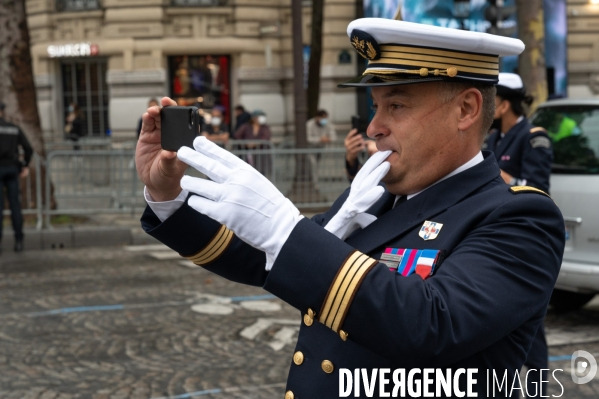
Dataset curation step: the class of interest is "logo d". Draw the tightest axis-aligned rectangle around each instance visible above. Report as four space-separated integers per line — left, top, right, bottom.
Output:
571 350 597 384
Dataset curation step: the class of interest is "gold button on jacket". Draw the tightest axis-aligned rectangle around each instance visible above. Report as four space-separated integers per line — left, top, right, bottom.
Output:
293 351 304 365
285 390 294 399
303 313 313 326
321 360 334 374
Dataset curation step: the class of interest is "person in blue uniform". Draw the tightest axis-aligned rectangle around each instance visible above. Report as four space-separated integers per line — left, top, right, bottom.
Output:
484 73 553 192
485 73 554 397
0 102 33 253
136 19 565 398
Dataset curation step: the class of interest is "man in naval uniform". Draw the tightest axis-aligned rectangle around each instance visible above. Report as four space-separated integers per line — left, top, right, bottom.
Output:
136 19 565 398
484 73 553 192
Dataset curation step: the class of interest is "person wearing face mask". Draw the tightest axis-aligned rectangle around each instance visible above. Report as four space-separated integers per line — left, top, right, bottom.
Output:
306 109 337 186
307 109 336 146
234 110 272 176
201 107 230 146
484 73 552 192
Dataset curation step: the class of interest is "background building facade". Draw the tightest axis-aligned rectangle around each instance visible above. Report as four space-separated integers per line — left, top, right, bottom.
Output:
567 0 599 98
26 0 359 142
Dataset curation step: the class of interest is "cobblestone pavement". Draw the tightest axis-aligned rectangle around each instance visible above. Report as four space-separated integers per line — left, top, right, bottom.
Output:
2 245 599 398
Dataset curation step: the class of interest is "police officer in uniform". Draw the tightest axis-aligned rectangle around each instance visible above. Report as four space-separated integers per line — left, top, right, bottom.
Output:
485 73 554 397
0 102 33 253
484 73 552 192
136 19 564 398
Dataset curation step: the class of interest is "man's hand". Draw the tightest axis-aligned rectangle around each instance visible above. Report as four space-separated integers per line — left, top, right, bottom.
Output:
178 136 302 270
135 97 188 202
19 167 29 179
325 150 391 239
345 128 365 164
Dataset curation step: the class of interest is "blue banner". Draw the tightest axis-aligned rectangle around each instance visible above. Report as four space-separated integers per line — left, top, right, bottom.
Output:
364 0 568 97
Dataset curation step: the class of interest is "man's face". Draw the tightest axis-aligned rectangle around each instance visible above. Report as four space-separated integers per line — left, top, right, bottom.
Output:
368 83 467 195
212 110 223 119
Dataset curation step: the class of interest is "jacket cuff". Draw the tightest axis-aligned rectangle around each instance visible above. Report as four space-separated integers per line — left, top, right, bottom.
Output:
264 218 377 335
141 200 223 258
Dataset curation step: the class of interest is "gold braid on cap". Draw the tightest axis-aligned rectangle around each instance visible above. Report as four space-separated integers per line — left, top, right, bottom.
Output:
365 67 459 78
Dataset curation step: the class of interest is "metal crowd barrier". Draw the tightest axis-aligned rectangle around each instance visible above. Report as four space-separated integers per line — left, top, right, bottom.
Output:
3 145 353 229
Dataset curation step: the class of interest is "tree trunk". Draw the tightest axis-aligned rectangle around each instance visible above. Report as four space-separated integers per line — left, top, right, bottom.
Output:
287 0 325 207
0 0 55 216
516 0 547 114
0 0 46 157
307 0 324 119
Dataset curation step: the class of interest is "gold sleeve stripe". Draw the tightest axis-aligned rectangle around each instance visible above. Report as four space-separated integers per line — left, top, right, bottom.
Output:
187 225 228 261
319 251 364 325
319 251 378 332
530 127 547 134
185 225 234 266
331 257 377 332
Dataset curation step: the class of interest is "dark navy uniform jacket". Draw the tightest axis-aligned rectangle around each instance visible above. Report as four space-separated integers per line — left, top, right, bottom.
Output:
142 152 564 398
484 118 553 192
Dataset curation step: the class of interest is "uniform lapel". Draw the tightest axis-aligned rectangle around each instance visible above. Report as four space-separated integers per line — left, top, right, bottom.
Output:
345 153 501 254
366 189 396 217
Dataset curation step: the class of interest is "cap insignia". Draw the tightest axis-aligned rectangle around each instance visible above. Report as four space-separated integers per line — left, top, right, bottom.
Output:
350 29 381 60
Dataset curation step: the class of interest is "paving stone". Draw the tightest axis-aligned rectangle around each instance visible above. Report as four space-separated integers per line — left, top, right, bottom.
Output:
3 246 599 398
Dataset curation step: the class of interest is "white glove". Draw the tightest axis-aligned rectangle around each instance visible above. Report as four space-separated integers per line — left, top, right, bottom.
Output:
324 150 391 239
178 136 302 271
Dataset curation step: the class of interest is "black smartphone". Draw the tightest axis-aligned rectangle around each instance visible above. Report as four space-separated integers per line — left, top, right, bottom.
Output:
351 115 370 137
161 106 201 151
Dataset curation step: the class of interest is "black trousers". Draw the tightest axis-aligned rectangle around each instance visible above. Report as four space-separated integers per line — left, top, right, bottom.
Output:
0 165 24 241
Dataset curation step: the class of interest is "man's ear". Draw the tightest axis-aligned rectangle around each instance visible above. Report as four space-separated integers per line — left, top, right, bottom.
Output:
456 88 483 132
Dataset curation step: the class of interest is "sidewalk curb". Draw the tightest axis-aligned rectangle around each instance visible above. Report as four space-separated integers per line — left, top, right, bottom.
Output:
1 226 134 251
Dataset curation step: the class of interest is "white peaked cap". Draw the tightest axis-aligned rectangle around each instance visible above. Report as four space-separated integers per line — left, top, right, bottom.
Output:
497 73 524 90
340 18 525 88
347 18 525 57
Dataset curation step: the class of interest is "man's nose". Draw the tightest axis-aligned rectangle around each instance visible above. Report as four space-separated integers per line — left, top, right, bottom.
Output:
366 114 391 140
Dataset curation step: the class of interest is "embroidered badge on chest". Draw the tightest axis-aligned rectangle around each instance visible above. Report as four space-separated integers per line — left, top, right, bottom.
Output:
419 220 443 241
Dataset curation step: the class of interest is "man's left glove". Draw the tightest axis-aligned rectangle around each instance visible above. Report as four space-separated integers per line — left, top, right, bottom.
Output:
178 136 302 271
324 150 391 239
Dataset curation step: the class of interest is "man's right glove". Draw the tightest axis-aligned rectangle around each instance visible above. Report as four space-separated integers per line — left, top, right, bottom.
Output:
324 150 391 240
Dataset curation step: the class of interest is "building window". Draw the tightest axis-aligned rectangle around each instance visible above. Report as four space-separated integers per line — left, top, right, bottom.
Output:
171 0 228 6
168 55 231 123
56 0 101 12
61 59 109 137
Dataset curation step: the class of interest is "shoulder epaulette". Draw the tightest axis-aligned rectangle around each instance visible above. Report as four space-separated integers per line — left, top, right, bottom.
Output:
509 186 550 197
529 127 547 134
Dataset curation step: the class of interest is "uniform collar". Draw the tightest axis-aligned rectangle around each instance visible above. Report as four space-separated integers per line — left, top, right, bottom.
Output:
404 151 484 201
347 152 500 252
501 115 525 137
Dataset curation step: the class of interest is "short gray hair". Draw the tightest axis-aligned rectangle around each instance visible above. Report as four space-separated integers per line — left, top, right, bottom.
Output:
438 82 496 142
